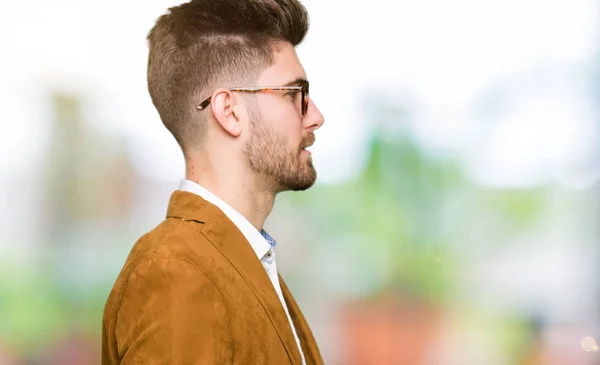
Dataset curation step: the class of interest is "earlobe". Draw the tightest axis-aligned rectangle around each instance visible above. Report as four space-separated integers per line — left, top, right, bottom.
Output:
211 89 242 137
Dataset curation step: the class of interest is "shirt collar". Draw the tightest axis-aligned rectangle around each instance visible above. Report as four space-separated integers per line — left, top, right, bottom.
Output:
178 179 271 260
260 229 277 248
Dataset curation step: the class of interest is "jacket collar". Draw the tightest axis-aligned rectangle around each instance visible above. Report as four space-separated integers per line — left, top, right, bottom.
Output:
177 180 271 260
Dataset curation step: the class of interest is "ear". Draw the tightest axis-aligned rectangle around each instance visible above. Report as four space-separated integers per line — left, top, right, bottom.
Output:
210 88 243 137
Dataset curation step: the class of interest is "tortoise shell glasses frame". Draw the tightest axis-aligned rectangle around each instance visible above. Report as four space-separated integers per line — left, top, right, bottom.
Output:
196 80 310 116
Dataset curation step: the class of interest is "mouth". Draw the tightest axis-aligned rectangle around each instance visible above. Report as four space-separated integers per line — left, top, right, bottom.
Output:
300 134 316 154
301 143 314 155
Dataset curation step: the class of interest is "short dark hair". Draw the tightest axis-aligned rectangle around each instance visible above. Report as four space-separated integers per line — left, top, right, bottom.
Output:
147 0 310 153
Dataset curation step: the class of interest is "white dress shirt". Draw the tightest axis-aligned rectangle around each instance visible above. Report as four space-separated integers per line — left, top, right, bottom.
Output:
178 179 306 365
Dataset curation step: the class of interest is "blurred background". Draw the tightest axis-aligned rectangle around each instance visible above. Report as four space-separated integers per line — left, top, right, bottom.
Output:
1 0 599 364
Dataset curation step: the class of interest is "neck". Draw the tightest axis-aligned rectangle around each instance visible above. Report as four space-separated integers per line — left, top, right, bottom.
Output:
185 155 276 231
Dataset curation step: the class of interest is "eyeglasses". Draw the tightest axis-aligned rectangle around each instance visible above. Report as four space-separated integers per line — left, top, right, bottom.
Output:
196 80 310 116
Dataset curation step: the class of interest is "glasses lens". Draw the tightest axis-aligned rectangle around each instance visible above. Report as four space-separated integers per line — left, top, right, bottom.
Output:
302 82 309 115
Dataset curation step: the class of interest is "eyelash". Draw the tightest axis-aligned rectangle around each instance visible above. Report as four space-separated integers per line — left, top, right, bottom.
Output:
286 90 301 98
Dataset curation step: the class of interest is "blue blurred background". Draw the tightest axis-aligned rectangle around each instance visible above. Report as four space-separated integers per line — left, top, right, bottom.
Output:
1 0 599 364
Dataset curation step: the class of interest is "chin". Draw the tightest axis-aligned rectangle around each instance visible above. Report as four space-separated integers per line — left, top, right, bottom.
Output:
277 171 317 192
290 180 316 192
293 170 318 191
271 158 318 192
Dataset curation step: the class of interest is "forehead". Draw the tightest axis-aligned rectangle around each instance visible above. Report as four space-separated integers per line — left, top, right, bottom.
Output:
258 42 307 85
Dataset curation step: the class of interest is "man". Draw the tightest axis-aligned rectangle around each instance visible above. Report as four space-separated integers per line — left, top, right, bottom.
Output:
102 0 325 364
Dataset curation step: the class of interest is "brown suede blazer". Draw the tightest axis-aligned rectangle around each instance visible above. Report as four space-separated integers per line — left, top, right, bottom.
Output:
102 190 323 364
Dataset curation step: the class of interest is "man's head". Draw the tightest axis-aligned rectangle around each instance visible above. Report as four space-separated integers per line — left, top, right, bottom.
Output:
147 0 324 193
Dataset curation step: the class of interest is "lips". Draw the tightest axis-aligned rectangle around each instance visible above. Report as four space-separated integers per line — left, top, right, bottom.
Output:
300 134 316 151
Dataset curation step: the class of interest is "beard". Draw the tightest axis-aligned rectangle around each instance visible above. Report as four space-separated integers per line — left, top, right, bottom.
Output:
243 106 317 193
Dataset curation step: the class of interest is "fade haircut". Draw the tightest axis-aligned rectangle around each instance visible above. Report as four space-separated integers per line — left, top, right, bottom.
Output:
147 0 309 153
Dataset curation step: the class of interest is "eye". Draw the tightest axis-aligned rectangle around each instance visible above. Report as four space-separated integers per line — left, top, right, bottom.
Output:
286 90 301 99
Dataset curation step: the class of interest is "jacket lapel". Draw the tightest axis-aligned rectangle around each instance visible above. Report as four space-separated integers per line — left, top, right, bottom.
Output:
166 191 302 364
279 275 324 365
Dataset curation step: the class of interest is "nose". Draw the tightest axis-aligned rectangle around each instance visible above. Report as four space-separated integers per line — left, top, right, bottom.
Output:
304 98 324 131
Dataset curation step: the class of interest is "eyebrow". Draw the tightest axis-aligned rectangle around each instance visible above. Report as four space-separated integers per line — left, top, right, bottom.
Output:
282 77 308 87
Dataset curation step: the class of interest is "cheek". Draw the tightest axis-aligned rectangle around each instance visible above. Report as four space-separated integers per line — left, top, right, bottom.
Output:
259 94 301 124
263 110 303 147
272 125 301 151
255 96 303 146
282 121 304 149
